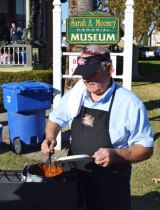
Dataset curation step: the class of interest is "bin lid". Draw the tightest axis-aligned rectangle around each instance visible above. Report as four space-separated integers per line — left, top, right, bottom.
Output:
1 81 53 92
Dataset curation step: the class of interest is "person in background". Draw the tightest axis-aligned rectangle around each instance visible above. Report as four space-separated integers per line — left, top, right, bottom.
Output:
10 21 23 43
41 44 154 210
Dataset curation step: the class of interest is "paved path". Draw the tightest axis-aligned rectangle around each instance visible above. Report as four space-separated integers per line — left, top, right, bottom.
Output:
0 111 8 137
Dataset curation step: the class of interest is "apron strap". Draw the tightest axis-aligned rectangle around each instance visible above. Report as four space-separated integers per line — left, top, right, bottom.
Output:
106 85 116 129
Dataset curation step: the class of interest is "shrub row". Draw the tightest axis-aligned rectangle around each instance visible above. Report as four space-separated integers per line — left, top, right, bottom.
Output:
0 70 53 113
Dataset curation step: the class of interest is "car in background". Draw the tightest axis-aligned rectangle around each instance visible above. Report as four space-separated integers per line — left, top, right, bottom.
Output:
155 47 160 56
138 46 155 59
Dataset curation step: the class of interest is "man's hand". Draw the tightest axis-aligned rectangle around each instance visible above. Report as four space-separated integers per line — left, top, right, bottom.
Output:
41 120 61 154
92 148 115 167
92 145 153 167
41 138 57 154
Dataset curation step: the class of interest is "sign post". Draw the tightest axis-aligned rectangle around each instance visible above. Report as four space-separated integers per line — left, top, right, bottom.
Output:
53 0 62 150
123 0 134 90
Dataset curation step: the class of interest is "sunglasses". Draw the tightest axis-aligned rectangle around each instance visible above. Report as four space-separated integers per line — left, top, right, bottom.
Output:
82 47 101 56
77 47 101 63
77 47 111 64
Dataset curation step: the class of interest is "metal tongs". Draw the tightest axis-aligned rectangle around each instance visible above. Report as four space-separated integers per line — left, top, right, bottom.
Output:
47 152 59 171
48 152 52 172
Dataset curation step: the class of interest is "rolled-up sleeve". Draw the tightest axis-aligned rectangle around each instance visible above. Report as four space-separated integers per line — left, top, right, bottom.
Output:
127 103 154 148
49 91 72 128
110 88 154 149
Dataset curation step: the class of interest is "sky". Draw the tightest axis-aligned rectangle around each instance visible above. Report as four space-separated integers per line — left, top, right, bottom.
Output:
61 2 68 32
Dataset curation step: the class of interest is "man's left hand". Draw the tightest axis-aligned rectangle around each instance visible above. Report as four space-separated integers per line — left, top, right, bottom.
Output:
92 148 115 167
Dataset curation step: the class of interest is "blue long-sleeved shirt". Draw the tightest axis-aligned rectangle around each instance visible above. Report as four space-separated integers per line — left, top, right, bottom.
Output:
49 80 154 149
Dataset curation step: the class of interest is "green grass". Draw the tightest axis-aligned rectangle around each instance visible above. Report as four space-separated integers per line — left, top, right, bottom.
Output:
0 60 160 209
0 143 39 170
130 60 160 210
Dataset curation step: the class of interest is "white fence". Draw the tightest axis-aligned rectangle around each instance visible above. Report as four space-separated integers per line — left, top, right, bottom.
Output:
0 44 32 67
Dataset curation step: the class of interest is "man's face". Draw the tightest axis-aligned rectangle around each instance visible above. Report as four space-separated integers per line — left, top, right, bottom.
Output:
79 54 111 95
82 67 111 95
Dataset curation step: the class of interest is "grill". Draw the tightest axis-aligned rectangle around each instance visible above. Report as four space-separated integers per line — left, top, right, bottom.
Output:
0 169 77 210
0 170 22 182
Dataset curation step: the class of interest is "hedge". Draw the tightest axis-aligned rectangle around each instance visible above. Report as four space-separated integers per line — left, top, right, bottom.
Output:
0 70 53 113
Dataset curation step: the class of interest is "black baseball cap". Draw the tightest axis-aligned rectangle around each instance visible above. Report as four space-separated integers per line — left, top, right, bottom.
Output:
73 50 111 76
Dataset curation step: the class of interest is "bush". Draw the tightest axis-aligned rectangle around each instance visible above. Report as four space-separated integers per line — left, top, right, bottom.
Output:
0 70 53 113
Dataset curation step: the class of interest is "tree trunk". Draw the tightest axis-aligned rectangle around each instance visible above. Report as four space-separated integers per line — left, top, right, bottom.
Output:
64 0 96 91
132 44 141 79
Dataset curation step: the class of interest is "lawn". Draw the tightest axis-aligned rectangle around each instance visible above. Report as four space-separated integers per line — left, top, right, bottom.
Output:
0 60 160 209
131 60 160 210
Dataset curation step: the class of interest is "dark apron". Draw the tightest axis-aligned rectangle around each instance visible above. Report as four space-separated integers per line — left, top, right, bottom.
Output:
70 89 131 210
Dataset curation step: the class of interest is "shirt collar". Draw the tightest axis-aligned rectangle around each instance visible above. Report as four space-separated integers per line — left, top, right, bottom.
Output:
84 80 116 103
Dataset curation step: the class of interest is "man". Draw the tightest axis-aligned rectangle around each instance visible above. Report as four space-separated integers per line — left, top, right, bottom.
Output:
41 45 154 210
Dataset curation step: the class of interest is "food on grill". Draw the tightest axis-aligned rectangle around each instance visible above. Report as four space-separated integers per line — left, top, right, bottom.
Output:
40 163 63 177
28 163 63 177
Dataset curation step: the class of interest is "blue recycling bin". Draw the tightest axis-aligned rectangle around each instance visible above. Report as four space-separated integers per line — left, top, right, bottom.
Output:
1 81 53 154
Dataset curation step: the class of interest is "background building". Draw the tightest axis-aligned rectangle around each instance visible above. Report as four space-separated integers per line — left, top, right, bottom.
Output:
0 0 53 69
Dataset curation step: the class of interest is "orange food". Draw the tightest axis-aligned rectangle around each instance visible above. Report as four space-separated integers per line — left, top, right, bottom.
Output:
39 163 63 177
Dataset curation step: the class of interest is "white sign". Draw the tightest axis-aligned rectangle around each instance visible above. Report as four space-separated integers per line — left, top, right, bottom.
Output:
110 55 117 77
69 55 79 75
69 54 117 75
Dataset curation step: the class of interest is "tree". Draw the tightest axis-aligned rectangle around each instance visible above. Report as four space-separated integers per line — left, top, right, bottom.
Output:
99 0 160 78
100 0 160 45
66 1 160 79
